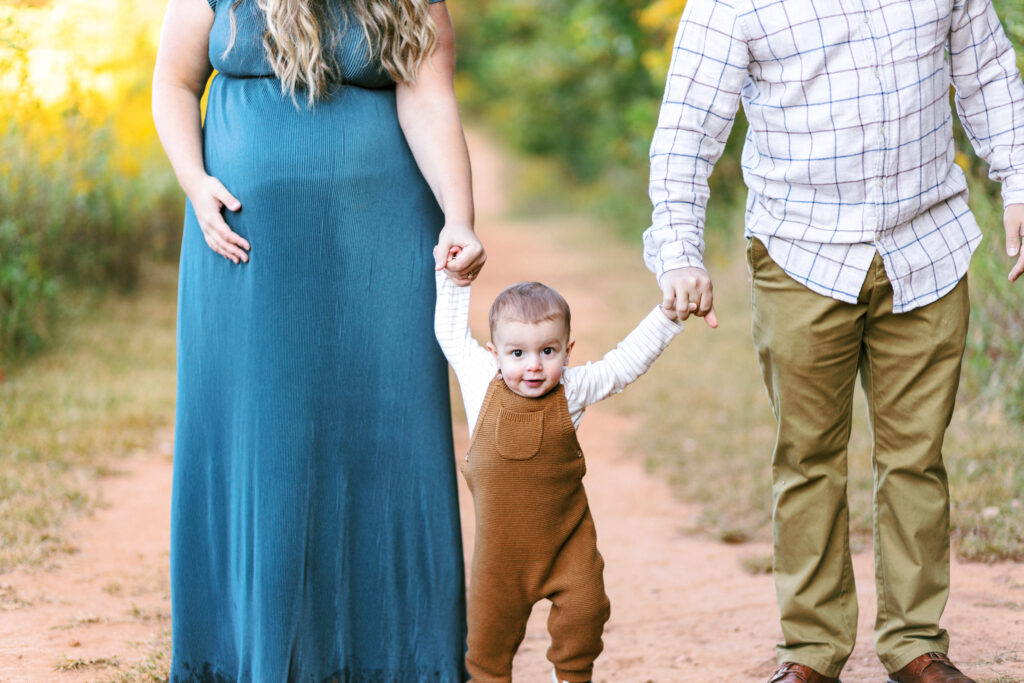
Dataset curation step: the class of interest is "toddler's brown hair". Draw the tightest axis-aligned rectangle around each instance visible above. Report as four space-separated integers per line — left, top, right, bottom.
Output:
488 282 571 339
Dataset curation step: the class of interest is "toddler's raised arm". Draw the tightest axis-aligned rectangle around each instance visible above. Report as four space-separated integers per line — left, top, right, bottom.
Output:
434 271 498 433
564 306 683 414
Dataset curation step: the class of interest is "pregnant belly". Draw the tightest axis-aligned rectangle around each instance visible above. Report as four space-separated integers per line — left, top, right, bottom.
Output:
192 75 442 290
203 75 427 216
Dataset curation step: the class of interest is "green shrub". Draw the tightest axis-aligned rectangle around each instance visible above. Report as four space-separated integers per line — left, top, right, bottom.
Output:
0 0 183 367
0 219 58 362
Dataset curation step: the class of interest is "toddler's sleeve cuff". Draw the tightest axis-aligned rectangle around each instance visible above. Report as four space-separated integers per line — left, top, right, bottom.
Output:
645 305 685 337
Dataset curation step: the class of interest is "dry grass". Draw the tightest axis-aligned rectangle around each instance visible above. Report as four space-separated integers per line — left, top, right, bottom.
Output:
101 628 172 683
0 583 32 610
0 263 178 571
55 654 120 672
945 404 1024 562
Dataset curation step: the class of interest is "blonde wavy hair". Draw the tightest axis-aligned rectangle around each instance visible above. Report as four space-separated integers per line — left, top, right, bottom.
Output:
226 0 439 105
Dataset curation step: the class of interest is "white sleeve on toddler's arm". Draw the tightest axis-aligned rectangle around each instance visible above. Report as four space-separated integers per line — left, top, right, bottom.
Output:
434 270 498 434
563 306 683 417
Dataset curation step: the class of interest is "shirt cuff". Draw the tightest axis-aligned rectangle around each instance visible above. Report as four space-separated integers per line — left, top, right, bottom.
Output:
645 242 706 282
1002 174 1024 207
643 304 685 338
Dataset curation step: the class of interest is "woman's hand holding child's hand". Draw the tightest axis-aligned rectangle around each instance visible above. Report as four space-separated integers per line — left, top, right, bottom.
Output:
187 174 250 264
435 223 486 286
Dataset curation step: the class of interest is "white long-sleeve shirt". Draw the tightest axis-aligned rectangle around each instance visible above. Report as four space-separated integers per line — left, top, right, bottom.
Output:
645 0 1024 313
434 272 683 436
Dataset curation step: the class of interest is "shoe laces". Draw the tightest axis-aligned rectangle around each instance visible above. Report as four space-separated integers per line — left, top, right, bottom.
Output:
922 652 961 672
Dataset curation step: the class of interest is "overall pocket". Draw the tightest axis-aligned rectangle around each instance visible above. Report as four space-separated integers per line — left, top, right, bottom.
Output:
495 408 544 461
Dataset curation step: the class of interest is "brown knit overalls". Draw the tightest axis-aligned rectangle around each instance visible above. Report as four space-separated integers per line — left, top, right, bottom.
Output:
461 375 611 683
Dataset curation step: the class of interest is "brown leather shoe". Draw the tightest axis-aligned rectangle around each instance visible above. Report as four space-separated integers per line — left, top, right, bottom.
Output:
767 662 841 683
886 652 976 682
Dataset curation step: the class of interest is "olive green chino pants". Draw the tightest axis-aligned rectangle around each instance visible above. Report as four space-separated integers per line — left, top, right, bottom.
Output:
747 238 969 677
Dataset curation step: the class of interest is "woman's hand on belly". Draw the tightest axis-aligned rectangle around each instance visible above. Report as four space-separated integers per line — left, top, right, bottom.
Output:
434 222 486 286
188 174 250 264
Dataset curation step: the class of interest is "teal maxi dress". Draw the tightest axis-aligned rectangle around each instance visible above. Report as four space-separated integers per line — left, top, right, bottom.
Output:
170 1 466 680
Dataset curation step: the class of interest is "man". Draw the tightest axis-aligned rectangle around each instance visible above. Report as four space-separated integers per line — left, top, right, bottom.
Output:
645 1 1024 681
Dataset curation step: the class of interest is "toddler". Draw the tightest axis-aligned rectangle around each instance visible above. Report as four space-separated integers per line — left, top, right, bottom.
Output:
434 269 682 683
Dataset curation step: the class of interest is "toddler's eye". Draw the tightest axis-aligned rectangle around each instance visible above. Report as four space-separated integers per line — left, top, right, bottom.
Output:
542 347 554 355
512 350 523 357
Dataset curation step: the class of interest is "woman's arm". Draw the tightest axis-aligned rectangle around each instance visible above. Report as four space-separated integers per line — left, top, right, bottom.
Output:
152 0 250 264
397 2 484 285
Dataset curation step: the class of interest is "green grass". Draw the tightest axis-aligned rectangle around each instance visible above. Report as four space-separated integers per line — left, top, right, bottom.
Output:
0 263 178 572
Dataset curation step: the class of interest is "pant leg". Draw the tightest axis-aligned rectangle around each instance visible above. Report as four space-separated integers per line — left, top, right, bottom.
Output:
859 271 969 673
464 556 534 683
748 238 866 677
544 507 610 683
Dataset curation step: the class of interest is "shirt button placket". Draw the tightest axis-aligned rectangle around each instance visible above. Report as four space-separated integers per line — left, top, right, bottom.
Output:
862 3 887 226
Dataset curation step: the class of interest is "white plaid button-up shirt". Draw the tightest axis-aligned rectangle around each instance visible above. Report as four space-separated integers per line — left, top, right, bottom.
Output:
645 0 1024 312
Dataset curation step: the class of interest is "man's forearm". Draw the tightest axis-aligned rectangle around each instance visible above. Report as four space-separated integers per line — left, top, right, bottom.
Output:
950 0 1024 207
644 0 749 279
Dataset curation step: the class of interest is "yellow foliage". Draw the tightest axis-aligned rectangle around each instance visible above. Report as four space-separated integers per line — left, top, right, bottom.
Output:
637 0 688 82
955 151 971 172
638 0 688 31
1 0 167 188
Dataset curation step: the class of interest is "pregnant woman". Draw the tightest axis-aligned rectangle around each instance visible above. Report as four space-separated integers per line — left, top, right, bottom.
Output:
151 0 483 679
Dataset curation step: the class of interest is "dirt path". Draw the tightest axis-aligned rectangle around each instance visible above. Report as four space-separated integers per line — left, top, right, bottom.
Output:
1 133 1022 683
0 436 174 683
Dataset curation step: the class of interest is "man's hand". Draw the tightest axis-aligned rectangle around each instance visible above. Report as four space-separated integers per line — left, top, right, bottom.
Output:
659 266 718 327
1005 203 1024 283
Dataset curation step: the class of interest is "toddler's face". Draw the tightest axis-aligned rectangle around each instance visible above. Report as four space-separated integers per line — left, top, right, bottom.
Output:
487 317 573 398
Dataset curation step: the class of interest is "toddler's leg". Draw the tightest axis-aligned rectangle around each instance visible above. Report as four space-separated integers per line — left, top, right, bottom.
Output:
544 508 610 683
465 563 534 683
